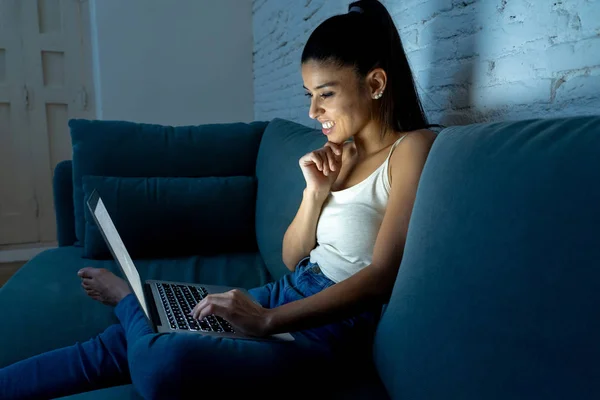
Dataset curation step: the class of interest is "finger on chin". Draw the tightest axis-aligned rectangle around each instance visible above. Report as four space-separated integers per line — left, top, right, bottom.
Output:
327 140 344 150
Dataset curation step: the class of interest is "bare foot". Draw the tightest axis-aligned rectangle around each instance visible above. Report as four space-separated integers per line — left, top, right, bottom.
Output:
78 267 132 306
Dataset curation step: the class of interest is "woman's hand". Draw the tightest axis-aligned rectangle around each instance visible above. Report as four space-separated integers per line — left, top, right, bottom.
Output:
189 289 272 337
299 141 343 194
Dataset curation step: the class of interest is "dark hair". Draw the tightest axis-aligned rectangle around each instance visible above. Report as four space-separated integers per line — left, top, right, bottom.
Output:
301 0 436 135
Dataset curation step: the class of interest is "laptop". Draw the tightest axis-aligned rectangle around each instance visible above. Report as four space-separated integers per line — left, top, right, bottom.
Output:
86 189 294 342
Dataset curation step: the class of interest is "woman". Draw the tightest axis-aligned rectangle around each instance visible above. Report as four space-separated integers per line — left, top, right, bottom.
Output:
0 1 438 398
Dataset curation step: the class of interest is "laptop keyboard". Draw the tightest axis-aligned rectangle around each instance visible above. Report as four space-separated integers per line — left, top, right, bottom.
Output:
157 283 235 333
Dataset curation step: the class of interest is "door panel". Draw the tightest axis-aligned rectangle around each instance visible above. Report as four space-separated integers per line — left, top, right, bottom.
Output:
0 1 39 245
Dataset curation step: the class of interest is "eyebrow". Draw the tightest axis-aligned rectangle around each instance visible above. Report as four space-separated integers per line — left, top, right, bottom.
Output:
303 81 339 91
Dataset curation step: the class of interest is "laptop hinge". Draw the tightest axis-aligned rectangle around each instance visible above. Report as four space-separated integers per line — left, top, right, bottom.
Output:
144 282 162 333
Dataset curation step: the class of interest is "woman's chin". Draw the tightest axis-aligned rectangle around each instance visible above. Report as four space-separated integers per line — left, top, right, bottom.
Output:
326 133 345 145
324 126 348 144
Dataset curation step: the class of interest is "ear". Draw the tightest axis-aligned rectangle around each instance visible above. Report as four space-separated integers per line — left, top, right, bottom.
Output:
366 68 387 99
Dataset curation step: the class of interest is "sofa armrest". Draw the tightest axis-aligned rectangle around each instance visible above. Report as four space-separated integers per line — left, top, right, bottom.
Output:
53 160 77 247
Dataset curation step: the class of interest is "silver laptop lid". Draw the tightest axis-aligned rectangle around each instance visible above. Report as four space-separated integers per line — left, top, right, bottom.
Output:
86 190 151 321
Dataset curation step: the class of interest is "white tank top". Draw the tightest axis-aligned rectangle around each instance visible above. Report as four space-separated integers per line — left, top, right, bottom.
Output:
309 134 408 283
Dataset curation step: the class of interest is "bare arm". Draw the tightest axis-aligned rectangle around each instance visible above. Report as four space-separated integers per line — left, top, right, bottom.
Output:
281 141 346 270
281 189 328 271
266 130 436 334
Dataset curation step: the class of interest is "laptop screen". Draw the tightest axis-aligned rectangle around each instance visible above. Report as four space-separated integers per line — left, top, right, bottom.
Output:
90 195 150 320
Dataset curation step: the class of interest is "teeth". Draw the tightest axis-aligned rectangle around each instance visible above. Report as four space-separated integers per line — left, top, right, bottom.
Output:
322 121 335 129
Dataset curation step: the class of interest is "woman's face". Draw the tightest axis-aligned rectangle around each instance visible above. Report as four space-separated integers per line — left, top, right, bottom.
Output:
302 60 372 144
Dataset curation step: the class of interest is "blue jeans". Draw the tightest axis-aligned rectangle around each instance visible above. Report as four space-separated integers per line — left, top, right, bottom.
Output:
0 258 379 399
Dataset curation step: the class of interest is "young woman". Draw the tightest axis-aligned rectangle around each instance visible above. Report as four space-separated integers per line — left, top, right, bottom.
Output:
0 1 438 398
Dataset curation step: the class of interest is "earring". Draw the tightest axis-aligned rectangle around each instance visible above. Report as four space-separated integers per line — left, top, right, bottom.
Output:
373 92 383 99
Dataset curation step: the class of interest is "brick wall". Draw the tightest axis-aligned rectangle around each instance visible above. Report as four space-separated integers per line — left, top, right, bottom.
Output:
253 0 600 128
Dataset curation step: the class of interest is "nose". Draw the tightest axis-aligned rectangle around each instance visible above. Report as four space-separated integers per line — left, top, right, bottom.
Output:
308 98 322 120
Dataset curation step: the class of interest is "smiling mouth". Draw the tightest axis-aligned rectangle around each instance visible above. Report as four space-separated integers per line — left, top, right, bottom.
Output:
321 121 335 135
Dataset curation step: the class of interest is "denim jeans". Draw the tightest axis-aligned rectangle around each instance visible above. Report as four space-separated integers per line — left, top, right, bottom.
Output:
0 258 379 399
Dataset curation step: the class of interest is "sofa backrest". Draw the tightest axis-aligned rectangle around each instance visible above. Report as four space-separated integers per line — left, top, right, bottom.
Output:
255 118 325 281
61 119 267 259
373 116 600 399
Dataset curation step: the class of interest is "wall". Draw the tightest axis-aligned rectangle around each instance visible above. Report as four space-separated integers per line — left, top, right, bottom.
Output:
90 0 254 126
253 0 600 128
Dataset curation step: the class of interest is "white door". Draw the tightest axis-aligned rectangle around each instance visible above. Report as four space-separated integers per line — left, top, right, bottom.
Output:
0 0 39 245
0 0 95 246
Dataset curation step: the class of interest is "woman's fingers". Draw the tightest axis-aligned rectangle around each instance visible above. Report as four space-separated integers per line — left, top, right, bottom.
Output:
191 294 230 320
198 301 228 322
301 143 343 177
324 143 343 171
324 141 343 157
312 151 329 175
309 153 323 171
320 151 330 176
324 146 338 172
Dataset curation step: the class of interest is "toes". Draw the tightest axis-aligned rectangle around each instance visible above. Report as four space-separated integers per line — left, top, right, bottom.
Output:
77 267 96 278
85 288 100 296
78 267 113 279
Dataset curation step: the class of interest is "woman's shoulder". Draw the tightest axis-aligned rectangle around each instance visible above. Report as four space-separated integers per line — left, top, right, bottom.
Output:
395 129 436 155
389 129 436 180
402 128 437 144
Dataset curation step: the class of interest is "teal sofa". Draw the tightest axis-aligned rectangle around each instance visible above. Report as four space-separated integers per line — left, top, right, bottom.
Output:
1 115 599 399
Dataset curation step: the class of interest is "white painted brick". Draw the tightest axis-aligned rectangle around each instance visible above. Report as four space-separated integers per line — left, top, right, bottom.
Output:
553 66 600 103
455 33 479 59
552 0 600 39
477 24 551 60
489 50 550 84
472 80 550 109
418 58 477 89
254 0 600 126
553 99 600 118
419 12 480 48
400 28 419 52
391 0 453 27
546 37 600 74
429 85 471 110
405 41 459 75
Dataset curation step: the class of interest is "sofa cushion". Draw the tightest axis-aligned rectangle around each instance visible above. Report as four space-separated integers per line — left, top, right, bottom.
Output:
255 118 325 280
373 116 600 399
69 119 268 246
82 175 257 259
0 246 270 370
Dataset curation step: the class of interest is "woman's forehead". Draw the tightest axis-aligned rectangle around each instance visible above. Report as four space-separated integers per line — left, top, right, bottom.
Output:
302 61 356 88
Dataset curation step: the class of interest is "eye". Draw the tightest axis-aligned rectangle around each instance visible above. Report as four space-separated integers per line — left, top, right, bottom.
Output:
304 92 334 99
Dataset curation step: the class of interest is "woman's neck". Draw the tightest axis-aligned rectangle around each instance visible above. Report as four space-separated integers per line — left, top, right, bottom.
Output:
352 119 401 159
